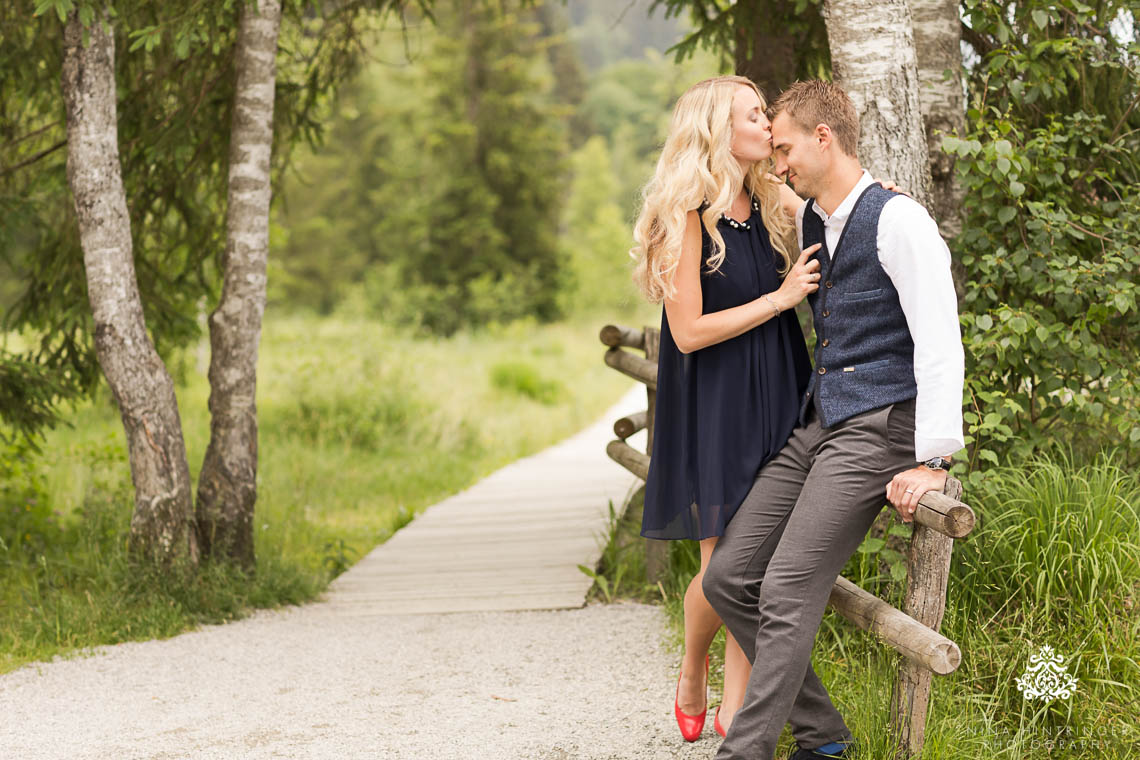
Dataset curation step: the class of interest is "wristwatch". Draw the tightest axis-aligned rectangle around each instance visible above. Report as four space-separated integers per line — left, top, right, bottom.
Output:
921 456 952 471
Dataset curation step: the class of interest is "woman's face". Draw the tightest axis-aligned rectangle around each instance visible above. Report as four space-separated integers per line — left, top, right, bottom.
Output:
730 85 773 165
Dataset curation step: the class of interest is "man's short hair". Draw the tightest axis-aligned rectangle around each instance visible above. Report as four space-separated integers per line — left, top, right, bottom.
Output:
770 80 860 157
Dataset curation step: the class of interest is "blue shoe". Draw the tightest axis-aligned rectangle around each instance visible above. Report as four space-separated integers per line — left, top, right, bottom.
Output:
789 739 855 759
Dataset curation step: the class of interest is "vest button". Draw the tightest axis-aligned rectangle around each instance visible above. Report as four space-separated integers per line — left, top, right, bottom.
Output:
821 338 830 347
818 367 827 375
822 310 831 317
825 281 833 288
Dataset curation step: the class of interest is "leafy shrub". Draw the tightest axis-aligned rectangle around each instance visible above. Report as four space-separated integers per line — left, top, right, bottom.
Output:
490 361 565 405
947 118 1140 474
948 1 1140 474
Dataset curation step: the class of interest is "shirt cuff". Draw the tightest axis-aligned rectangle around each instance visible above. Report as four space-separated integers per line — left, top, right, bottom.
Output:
914 435 965 463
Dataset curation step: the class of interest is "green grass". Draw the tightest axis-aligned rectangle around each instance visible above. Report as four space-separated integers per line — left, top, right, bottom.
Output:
0 305 658 673
587 451 1140 758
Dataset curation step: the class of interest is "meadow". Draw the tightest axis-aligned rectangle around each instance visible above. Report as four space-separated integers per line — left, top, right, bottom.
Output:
0 306 655 673
3 309 1137 759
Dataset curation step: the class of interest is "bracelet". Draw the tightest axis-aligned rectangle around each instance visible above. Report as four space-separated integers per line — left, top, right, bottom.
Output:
763 294 781 316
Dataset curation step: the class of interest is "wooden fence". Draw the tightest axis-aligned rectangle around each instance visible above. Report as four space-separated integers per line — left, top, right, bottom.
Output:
599 322 976 758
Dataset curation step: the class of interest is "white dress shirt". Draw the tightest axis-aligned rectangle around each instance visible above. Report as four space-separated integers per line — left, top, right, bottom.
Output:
795 170 965 461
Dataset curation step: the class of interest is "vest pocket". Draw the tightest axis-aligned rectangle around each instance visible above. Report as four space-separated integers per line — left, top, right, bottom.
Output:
839 358 891 373
842 288 884 302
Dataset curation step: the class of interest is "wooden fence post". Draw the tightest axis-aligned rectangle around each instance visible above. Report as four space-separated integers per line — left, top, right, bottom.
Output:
642 325 668 583
889 475 964 757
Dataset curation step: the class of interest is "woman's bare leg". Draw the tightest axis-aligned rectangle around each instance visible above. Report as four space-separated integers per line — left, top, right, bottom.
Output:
677 536 722 715
716 628 751 733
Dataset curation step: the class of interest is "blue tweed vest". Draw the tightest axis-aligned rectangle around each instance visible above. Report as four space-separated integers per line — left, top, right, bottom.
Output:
799 183 917 427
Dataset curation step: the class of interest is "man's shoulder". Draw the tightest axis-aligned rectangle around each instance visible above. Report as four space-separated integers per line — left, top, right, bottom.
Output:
875 192 951 267
879 192 937 228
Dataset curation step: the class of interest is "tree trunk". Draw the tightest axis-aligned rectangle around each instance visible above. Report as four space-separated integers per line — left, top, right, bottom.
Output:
196 0 282 568
61 10 198 568
821 0 933 209
735 29 798 102
911 0 966 239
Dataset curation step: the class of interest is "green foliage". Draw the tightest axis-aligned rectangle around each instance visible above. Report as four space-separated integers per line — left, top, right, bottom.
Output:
274 1 569 335
951 1 1140 471
1 312 639 671
648 0 829 87
272 12 716 328
0 440 60 557
399 2 568 334
556 136 644 315
952 450 1140 623
0 0 428 439
846 518 913 593
581 489 659 604
578 501 634 604
0 354 72 446
265 383 432 449
589 449 1140 757
320 538 358 578
489 361 565 405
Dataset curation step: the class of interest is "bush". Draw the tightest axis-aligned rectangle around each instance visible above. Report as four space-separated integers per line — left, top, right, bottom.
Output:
948 1 1140 474
490 361 565 405
947 117 1140 474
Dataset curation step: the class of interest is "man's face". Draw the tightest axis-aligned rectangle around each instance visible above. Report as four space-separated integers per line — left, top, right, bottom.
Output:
771 112 822 197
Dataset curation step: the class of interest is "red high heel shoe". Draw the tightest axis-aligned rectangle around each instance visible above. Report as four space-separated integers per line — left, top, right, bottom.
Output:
674 655 708 742
714 707 727 737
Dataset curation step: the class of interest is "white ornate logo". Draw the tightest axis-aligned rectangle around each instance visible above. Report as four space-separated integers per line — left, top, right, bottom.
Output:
1015 645 1078 702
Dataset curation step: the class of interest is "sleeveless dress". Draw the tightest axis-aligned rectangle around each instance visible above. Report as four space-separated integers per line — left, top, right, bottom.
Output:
641 200 813 540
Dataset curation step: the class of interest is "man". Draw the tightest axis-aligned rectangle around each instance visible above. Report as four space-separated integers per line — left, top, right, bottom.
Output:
701 80 965 760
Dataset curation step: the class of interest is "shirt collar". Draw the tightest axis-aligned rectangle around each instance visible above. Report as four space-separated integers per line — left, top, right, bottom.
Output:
810 169 875 225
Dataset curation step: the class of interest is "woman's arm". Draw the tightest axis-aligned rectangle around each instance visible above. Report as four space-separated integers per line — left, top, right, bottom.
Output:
778 180 806 219
774 176 905 220
664 210 821 354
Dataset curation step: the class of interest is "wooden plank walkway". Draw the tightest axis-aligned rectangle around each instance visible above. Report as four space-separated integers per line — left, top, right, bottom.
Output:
322 386 646 615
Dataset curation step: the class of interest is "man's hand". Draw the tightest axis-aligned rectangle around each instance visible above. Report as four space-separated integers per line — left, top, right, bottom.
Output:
886 466 948 522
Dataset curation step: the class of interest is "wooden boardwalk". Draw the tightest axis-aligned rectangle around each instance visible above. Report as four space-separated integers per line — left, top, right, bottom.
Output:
323 386 646 615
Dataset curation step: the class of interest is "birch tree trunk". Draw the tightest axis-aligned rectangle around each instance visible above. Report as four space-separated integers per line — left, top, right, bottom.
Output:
911 0 966 238
61 10 198 568
196 0 282 567
821 0 933 209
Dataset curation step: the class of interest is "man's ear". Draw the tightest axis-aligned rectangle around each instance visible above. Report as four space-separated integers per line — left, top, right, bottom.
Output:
815 123 833 151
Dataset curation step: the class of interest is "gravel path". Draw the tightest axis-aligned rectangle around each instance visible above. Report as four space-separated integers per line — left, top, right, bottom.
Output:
0 601 724 759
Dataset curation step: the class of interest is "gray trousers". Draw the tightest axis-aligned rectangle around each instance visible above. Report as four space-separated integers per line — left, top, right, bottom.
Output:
703 399 918 760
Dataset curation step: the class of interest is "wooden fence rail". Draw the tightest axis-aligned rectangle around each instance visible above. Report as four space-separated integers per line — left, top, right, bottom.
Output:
598 322 975 759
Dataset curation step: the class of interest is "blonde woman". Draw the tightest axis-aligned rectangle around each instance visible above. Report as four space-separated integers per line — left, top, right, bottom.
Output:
630 76 822 741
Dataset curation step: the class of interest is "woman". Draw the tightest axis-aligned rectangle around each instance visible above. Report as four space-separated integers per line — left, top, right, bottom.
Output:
629 76 820 741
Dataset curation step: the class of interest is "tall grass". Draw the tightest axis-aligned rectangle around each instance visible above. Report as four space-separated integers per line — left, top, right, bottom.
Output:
587 450 1140 758
952 451 1140 624
0 307 655 673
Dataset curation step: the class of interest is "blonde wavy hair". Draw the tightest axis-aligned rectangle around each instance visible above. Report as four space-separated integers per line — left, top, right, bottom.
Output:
630 76 796 303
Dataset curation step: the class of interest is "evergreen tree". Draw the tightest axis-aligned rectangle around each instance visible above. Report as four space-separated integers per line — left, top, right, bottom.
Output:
276 0 569 334
403 0 567 334
557 136 641 315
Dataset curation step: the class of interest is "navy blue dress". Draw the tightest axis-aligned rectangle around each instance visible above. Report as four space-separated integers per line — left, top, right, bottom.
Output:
642 200 812 540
